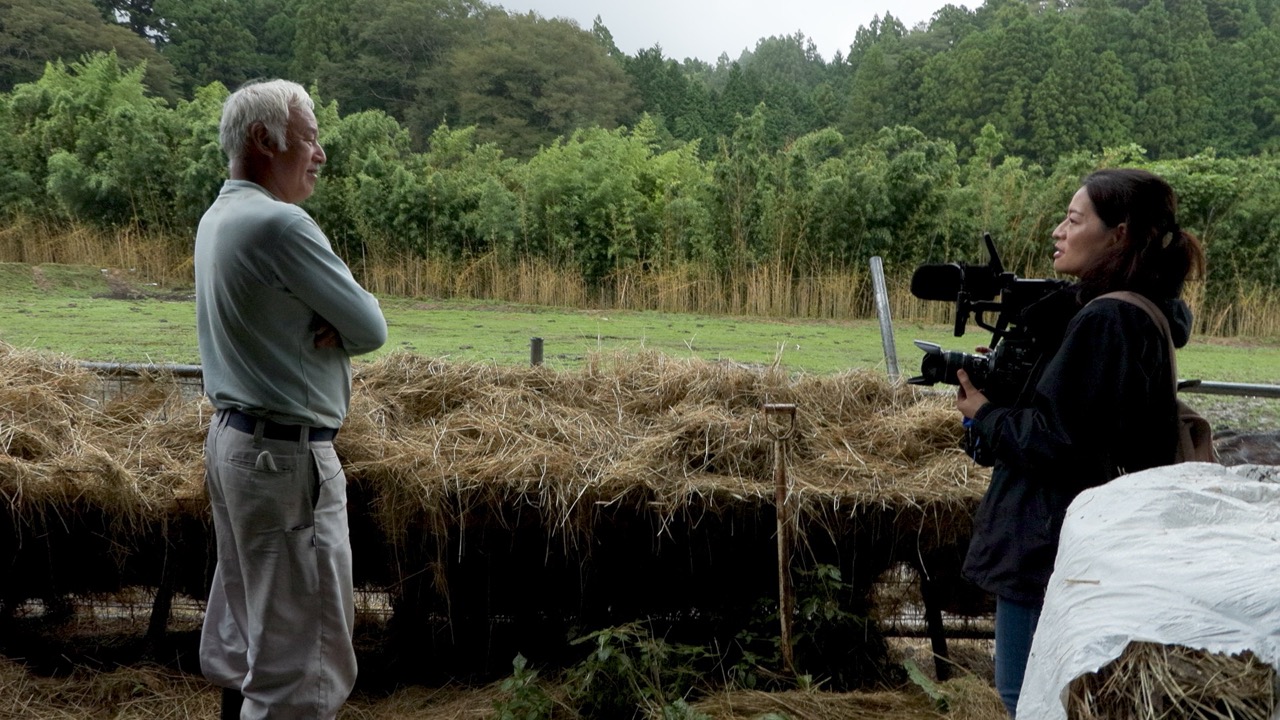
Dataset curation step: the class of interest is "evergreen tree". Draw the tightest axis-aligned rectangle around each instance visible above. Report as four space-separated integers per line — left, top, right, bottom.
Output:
153 0 271 94
623 46 712 144
89 0 157 40
0 0 176 98
1028 35 1136 163
431 11 639 158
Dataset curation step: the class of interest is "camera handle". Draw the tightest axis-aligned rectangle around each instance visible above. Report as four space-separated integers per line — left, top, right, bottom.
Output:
953 295 1011 351
954 292 971 336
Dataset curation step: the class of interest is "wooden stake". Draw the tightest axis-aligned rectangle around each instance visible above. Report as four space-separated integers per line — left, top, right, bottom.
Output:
764 402 797 676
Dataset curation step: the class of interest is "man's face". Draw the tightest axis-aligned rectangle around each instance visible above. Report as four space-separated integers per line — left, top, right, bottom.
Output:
270 106 325 204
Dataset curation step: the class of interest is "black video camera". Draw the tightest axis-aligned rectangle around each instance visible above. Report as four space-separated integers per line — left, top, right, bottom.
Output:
906 233 1067 406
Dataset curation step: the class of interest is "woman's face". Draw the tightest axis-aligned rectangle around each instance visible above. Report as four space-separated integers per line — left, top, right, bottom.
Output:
1052 186 1120 278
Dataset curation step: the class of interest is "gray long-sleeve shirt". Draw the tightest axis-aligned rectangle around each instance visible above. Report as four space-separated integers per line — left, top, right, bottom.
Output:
195 180 387 428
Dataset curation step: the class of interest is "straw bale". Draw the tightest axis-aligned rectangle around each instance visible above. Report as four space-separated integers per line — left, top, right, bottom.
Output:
0 347 95 462
1066 642 1276 720
0 344 990 624
337 351 985 545
0 345 204 519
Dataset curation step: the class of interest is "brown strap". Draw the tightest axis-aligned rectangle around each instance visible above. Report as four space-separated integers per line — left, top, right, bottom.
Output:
1092 291 1178 394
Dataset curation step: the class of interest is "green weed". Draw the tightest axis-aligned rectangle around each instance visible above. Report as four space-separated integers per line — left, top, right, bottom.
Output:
565 622 714 720
729 564 899 693
492 654 555 720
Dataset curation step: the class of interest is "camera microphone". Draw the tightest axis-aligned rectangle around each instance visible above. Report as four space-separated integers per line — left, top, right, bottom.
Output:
910 264 965 301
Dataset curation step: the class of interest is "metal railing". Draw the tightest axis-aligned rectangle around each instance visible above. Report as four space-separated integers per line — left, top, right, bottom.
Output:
79 361 203 378
78 365 1280 401
1181 380 1280 398
866 256 1280 402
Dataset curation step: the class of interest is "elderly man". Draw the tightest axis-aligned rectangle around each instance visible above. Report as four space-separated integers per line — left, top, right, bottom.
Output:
195 79 387 720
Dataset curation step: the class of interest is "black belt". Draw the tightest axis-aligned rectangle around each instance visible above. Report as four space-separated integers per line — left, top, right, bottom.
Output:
223 409 338 442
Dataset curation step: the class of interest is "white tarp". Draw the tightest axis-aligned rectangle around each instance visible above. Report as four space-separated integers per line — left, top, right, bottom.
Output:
1018 462 1280 720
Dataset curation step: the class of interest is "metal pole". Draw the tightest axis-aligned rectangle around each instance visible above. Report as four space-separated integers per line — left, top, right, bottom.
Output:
869 257 900 382
1179 380 1280 398
530 337 544 366
79 361 204 378
764 402 798 676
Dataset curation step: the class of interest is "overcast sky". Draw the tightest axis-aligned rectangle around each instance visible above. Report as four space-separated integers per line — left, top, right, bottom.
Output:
496 0 967 63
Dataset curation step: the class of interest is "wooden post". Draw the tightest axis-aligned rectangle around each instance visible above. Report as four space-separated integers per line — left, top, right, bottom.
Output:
764 403 798 676
919 573 953 681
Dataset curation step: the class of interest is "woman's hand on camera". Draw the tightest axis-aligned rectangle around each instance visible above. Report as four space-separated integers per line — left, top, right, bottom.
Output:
955 369 990 419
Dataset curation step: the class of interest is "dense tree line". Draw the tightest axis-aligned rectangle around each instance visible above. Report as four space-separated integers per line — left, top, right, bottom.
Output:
4 0 1276 162
1 0 1279 326
2 52 1278 319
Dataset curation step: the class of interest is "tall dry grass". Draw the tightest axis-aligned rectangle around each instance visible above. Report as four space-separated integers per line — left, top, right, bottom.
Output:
357 251 958 325
1 223 1275 337
1192 281 1280 338
361 252 591 308
0 218 194 286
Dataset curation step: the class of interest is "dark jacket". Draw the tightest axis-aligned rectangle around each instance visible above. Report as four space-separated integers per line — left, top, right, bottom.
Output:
962 286 1191 604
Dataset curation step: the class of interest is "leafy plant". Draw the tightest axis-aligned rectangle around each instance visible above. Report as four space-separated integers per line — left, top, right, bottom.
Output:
728 564 900 692
565 622 713 720
493 653 554 720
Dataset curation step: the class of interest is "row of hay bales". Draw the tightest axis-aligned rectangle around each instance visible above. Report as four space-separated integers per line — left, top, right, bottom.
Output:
0 344 990 680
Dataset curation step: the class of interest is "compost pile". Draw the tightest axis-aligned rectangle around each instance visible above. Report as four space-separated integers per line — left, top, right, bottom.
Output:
1066 642 1276 720
0 344 989 676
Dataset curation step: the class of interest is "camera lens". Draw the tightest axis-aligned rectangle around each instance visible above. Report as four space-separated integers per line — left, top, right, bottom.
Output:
908 340 988 387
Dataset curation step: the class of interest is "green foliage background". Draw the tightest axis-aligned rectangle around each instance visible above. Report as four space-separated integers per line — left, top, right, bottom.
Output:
2 0 1280 332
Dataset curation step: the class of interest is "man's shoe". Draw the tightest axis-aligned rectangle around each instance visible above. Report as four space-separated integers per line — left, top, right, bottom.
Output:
220 687 244 720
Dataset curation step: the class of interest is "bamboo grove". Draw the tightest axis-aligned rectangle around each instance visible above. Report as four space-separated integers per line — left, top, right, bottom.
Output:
2 0 1280 335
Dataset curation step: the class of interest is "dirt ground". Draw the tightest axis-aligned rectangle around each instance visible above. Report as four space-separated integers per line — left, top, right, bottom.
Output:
0 600 1004 720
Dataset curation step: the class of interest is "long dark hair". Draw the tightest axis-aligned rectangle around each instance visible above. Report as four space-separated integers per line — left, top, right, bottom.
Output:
1078 168 1206 300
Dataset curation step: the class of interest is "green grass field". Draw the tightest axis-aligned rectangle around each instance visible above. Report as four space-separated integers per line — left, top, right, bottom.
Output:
2 262 1279 387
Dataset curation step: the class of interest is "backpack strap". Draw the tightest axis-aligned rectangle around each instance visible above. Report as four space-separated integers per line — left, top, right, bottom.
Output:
1092 290 1178 396
1092 292 1216 464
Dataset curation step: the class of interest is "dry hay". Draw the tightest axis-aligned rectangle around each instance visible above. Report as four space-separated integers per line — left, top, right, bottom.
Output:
0 654 1010 720
1066 642 1277 719
0 345 213 603
688 686 941 719
0 655 503 719
0 656 220 720
0 345 209 530
0 343 985 530
343 349 987 546
687 674 1006 720
0 343 989 621
935 674 1011 720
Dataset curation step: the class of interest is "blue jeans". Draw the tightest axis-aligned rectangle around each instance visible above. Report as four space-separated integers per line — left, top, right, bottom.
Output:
995 596 1042 718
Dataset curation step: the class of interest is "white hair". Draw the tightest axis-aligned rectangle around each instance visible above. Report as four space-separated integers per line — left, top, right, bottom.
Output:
218 79 314 165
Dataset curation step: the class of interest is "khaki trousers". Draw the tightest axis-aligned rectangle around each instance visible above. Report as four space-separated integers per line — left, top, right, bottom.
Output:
200 410 357 719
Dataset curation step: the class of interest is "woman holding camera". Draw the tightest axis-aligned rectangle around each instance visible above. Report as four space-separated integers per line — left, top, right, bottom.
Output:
954 168 1206 717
